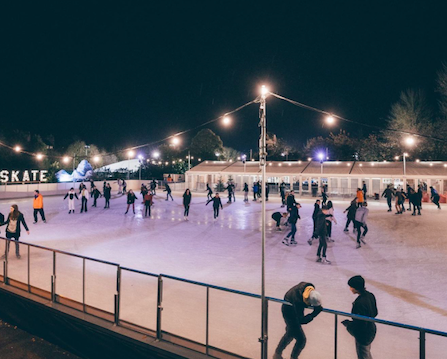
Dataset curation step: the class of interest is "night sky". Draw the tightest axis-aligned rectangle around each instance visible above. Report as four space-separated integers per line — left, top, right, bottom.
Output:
2 2 447 153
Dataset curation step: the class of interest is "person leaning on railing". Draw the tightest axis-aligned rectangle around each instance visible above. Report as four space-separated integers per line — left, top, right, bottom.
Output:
342 275 378 359
273 282 323 359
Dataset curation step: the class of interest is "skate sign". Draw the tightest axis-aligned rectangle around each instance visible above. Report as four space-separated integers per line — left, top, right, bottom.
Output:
0 169 48 183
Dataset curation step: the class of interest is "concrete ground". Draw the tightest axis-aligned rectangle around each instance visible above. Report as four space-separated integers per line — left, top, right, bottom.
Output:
0 191 446 359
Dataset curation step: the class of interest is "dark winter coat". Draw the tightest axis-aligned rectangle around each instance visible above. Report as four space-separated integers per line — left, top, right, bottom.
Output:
288 206 300 224
345 290 378 346
64 192 79 200
144 193 153 206
382 188 393 199
164 184 171 194
345 202 357 220
314 210 328 236
286 194 296 209
206 197 223 209
1 213 29 237
206 184 213 194
282 282 321 326
93 188 102 199
272 212 282 222
104 187 111 199
183 193 192 206
312 203 320 219
127 193 137 204
243 184 249 192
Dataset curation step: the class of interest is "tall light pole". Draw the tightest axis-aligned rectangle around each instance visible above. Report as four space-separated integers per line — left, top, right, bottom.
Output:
403 136 415 189
259 85 268 359
188 150 191 171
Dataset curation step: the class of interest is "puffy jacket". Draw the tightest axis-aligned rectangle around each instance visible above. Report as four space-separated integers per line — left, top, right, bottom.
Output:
282 282 321 326
345 290 378 345
33 194 44 209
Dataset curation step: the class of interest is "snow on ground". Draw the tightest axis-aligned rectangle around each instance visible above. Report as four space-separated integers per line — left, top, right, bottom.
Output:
1 191 446 358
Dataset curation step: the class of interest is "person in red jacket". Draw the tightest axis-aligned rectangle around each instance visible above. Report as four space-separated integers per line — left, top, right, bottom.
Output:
33 190 46 223
143 192 153 217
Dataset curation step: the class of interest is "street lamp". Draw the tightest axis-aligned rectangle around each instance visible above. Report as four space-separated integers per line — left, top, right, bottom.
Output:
152 151 160 159
318 152 325 174
222 116 231 126
14 145 21 152
127 150 135 180
36 153 44 160
171 137 180 146
326 115 335 125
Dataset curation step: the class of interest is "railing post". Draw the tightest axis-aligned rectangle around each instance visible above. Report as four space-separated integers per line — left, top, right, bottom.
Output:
52 251 56 302
419 331 426 359
334 314 338 359
259 299 268 359
27 245 30 292
156 275 163 340
82 258 86 312
206 286 210 356
51 275 54 302
4 239 8 284
115 266 121 325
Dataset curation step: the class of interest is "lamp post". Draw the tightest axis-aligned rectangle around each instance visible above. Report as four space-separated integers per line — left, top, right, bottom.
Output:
127 150 135 180
259 85 268 359
188 151 191 171
138 155 144 181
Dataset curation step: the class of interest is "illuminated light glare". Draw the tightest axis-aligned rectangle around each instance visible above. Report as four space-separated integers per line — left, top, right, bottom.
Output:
165 162 169 165
430 163 433 166
298 161 302 164
371 162 375 166
289 163 292 166
179 159 182 162
251 159 255 161
62 156 70 164
93 156 100 163
394 156 399 160
347 163 351 166
359 164 363 167
237 156 241 160
215 152 220 157
444 164 447 167
222 116 231 126
205 161 209 164
152 151 160 159
198 158 201 161
326 115 335 125
268 163 272 166
127 150 135 158
278 163 282 166
261 85 269 96
158 161 162 165
171 137 180 145
36 153 44 160
317 153 325 161
403 152 409 157
172 161 176 164
14 146 21 152
138 155 144 160
229 159 233 162
405 137 415 146
307 157 312 161
383 160 387 163
416 159 420 163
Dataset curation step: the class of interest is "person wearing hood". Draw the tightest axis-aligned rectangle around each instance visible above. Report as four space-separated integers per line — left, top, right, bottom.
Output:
342 275 378 359
273 282 323 359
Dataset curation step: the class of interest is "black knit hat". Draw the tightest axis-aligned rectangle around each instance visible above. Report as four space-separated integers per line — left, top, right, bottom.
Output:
348 275 365 291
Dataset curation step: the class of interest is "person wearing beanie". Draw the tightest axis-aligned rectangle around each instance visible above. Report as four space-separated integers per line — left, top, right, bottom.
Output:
342 275 378 359
273 282 323 359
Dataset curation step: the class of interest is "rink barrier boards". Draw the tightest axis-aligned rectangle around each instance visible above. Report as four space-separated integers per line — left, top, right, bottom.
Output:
1 237 447 359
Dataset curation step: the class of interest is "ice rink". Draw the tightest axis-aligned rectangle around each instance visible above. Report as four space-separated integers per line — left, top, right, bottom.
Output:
1 190 446 358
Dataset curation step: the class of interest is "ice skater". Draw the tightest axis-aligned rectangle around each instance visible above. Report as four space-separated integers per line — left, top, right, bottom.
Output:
362 181 367 200
315 206 332 264
226 182 234 203
252 182 258 201
430 186 441 209
286 191 297 213
143 191 153 217
342 275 378 359
279 181 286 207
206 193 223 219
92 186 102 207
283 203 301 246
273 282 323 359
0 204 30 259
354 202 369 248
206 183 213 200
381 185 394 212
326 200 337 242
33 190 46 224
104 183 112 208
80 186 89 213
117 179 123 194
164 183 173 201
272 211 288 231
395 188 405 214
321 190 328 206
183 189 192 220
308 199 321 244
343 198 357 233
125 190 138 214
356 188 364 207
243 183 249 202
63 188 79 213
409 188 421 215
150 179 157 195
122 179 127 194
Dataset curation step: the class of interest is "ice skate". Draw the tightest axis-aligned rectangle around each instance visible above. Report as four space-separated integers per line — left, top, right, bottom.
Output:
282 238 289 246
16 254 21 259
322 258 331 264
276 227 282 231
327 237 334 242
272 353 283 359
290 239 297 245
356 243 361 249
307 239 313 246
343 228 349 232
316 257 322 262
360 237 366 245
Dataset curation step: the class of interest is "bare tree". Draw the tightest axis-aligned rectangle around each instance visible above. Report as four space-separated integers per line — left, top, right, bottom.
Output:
436 62 447 119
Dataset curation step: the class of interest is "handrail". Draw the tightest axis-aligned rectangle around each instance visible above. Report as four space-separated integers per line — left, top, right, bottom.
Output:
1 236 446 345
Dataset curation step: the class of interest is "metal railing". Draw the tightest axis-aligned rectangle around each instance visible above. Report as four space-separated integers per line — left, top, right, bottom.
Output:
0 237 445 358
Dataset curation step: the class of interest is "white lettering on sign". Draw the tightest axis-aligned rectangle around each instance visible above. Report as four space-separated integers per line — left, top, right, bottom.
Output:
11 170 20 182
0 170 49 183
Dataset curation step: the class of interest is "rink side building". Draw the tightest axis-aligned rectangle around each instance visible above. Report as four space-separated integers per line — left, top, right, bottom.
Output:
185 160 447 196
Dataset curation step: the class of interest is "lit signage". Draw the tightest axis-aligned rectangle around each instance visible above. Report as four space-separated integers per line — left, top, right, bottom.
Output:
0 170 48 183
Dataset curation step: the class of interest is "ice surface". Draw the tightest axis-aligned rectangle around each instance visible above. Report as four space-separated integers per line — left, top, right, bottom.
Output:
1 191 446 358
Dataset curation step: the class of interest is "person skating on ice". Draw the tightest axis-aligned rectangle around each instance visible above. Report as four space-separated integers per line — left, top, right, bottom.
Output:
164 183 173 201
226 182 234 203
343 198 357 233
409 188 421 215
80 185 89 213
342 276 378 359
321 190 328 206
279 181 286 207
430 186 441 209
122 179 127 194
117 179 123 195
354 202 369 248
125 189 138 214
326 200 337 242
286 190 297 213
272 211 288 231
308 199 320 244
63 188 79 213
243 182 249 202
395 188 405 214
362 181 367 200
273 282 323 359
33 190 46 224
356 188 364 207
206 193 223 219
183 189 192 220
417 184 423 210
252 182 258 201
283 203 301 246
206 183 213 200
315 205 332 264
143 191 153 217
381 185 394 212
0 204 30 259
150 179 157 195
103 183 112 208
91 186 102 207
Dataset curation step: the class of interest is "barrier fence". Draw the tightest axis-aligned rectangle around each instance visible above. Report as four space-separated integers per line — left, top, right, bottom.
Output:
0 237 446 358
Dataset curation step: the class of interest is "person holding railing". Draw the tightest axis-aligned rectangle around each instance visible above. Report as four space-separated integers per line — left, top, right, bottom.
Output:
342 275 378 359
273 282 323 359
0 204 30 259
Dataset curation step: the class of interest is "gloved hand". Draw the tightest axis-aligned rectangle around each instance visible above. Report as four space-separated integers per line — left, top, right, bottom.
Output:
341 319 350 327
